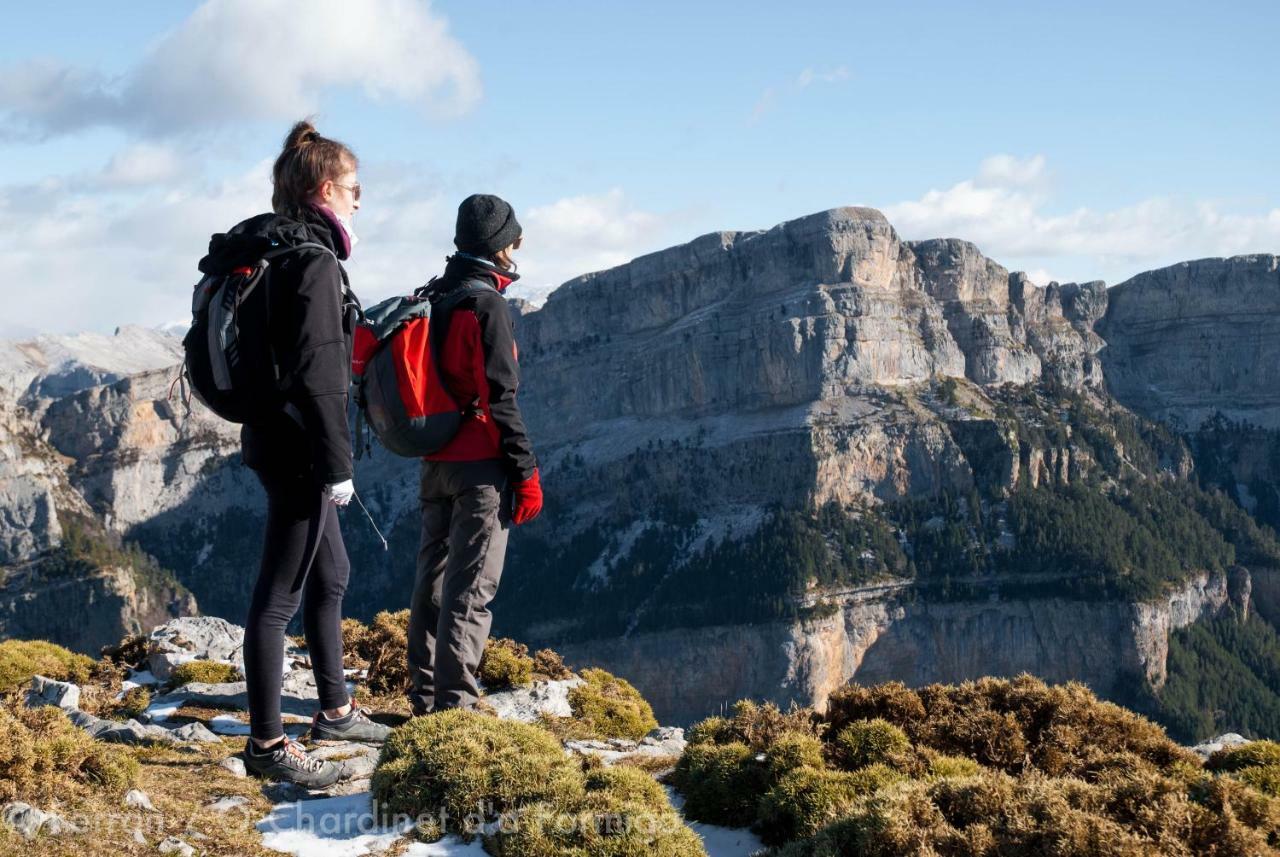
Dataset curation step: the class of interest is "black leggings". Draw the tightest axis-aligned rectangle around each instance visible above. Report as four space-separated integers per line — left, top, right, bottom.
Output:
243 471 351 741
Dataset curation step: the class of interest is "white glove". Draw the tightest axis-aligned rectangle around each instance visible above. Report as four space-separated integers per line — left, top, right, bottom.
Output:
326 479 355 507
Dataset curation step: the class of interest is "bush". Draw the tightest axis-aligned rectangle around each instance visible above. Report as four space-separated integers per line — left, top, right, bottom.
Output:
669 742 767 828
0 639 95 693
925 752 982 780
764 733 826 778
532 648 573 681
479 638 534 690
685 700 821 752
0 704 138 803
113 686 152 720
373 710 704 856
101 633 149 670
567 668 657 741
372 709 582 826
1207 740 1280 773
830 718 912 772
345 610 411 695
169 660 239 687
489 766 706 856
757 764 902 845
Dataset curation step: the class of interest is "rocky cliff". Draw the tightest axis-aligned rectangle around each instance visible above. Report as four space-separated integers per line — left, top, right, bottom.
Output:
2 206 1277 732
1099 255 1280 432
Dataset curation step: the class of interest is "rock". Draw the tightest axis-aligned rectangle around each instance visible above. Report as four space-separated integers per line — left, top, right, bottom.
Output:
125 789 155 812
169 721 221 743
483 677 584 723
1 802 80 839
158 835 196 856
205 796 249 813
1100 255 1280 431
133 828 147 844
147 616 246 677
641 726 688 755
219 755 247 777
26 674 80 711
145 672 327 722
1190 732 1252 761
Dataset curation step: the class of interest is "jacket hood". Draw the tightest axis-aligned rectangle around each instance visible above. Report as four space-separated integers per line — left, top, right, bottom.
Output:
198 208 346 275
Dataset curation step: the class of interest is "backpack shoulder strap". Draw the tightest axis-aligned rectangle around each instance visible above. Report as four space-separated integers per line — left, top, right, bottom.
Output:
424 277 496 416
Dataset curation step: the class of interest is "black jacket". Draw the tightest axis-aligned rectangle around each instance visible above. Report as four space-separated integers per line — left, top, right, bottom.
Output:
425 255 537 481
200 208 360 484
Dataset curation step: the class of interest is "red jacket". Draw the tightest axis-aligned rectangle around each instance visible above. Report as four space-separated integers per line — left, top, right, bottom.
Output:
424 255 537 481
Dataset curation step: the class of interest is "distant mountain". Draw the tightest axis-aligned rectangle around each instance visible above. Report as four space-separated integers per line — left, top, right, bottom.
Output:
2 207 1278 740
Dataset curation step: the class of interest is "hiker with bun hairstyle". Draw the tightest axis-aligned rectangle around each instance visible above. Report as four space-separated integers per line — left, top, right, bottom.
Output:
406 194 543 716
198 120 390 788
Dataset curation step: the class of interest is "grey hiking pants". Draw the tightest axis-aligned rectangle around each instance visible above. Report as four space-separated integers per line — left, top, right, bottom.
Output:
407 459 511 713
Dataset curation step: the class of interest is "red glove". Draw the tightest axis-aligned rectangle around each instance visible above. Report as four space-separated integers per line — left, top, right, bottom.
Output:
511 469 543 525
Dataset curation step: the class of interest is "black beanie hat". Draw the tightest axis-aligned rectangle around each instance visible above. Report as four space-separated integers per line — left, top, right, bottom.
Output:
454 194 522 257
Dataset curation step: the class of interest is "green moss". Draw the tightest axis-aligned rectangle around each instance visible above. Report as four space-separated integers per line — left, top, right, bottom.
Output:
0 639 95 692
0 704 138 803
830 718 912 771
169 660 239 687
479 638 535 690
668 741 768 828
567 668 657 741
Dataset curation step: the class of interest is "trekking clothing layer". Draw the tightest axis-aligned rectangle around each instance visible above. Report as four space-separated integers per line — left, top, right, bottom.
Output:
201 206 361 485
408 458 512 713
424 254 537 482
243 470 351 741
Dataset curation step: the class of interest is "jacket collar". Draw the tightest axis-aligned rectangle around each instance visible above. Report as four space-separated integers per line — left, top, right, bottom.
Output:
444 253 520 293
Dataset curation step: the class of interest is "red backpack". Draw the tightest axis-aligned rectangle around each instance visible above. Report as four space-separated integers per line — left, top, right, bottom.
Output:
350 279 490 458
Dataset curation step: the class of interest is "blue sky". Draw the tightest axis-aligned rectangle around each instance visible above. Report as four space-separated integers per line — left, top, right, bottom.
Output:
2 0 1277 336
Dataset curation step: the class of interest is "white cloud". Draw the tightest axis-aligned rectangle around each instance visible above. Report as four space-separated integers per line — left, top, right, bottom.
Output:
97 143 186 188
797 66 850 88
0 0 480 138
751 66 851 123
510 189 668 306
885 154 1280 285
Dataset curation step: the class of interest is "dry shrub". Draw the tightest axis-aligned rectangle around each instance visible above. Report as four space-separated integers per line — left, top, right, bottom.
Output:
826 675 1193 777
478 638 534 690
687 700 821 753
100 633 149 670
757 764 904 846
669 741 767 828
0 703 138 803
112 686 152 720
830 719 913 772
344 610 410 695
532 648 573 681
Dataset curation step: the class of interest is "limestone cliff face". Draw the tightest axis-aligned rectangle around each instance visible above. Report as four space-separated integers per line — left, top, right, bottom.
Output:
561 569 1242 725
1099 255 1280 431
0 559 197 654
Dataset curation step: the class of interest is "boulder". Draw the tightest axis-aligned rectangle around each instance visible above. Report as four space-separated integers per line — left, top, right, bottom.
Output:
26 674 80 711
1 802 80 839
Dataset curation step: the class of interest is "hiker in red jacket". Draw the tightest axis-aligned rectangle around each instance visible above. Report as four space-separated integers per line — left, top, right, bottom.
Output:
406 194 543 715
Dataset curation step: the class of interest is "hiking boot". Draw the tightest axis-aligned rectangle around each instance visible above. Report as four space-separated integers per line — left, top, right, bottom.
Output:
309 705 393 745
241 736 342 788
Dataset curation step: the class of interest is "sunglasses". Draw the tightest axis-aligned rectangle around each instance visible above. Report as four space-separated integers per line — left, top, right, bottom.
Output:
334 182 361 202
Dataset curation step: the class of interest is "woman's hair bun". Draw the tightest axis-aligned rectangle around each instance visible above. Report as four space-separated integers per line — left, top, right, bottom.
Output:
284 120 319 150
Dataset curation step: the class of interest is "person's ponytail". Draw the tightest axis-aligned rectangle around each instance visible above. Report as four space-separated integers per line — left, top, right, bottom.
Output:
271 119 357 217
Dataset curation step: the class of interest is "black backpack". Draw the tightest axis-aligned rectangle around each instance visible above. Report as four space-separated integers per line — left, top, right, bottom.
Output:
182 233 336 424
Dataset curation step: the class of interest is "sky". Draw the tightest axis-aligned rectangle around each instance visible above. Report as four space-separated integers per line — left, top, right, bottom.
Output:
2 0 1277 337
